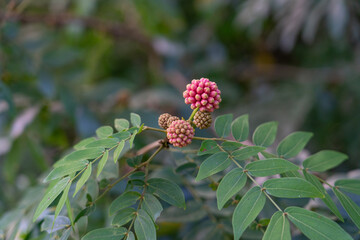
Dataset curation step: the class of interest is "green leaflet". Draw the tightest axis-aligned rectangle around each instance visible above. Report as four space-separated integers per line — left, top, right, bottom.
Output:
285 207 352 240
33 177 70 222
197 140 220 156
333 188 360 229
262 211 291 240
335 179 360 195
109 191 141 216
231 114 249 141
245 158 299 177
54 182 71 221
126 231 135 240
81 227 127 240
130 113 141 127
142 193 163 221
129 130 137 148
303 170 343 221
264 177 324 198
113 141 125 163
196 152 231 181
44 160 88 182
84 138 119 149
303 150 348 172
74 137 97 150
147 178 185 208
252 121 278 147
232 187 266 240
96 126 114 139
232 146 266 161
277 131 313 158
73 163 92 197
134 209 156 240
214 114 233 138
114 119 129 132
216 168 247 210
111 208 136 227
55 147 104 166
97 150 109 178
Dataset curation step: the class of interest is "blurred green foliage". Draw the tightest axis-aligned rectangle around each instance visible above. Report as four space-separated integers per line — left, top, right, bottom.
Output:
1 0 360 239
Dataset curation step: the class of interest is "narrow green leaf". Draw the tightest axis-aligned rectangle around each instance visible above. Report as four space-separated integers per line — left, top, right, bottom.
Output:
303 150 348 172
74 137 96 150
97 150 109 178
44 160 88 182
216 168 247 210
65 197 74 228
246 158 299 177
115 119 130 132
130 113 141 127
142 193 163 221
197 140 220 156
232 146 266 161
82 227 127 240
113 141 125 163
96 126 114 139
214 114 233 138
277 131 313 158
33 177 70 222
109 191 141 216
303 170 343 221
134 209 156 240
196 152 231 181
74 205 95 224
264 177 324 198
73 163 92 197
262 211 291 240
111 208 136 227
333 188 360 229
129 130 137 149
55 147 104 166
285 206 353 240
335 179 360 195
147 178 185 208
231 114 249 141
252 121 278 147
232 187 266 240
54 182 71 221
84 138 119 149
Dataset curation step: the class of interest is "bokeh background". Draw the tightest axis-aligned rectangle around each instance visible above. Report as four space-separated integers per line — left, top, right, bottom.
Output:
1 0 360 239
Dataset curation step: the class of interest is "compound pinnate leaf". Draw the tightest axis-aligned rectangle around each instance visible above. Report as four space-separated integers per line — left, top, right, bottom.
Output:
214 114 233 138
285 206 353 240
264 177 324 198
130 113 141 127
335 179 360 195
134 209 156 240
303 150 348 172
252 121 278 147
73 163 92 197
277 131 313 158
96 126 114 139
97 150 109 178
216 168 247 210
109 191 141 216
232 146 266 161
44 160 88 182
147 178 185 208
232 187 266 240
81 227 127 240
111 208 136 227
262 211 291 240
33 177 70 222
333 188 360 229
246 158 299 177
231 114 249 141
142 193 163 221
196 152 231 181
303 170 344 221
114 119 130 132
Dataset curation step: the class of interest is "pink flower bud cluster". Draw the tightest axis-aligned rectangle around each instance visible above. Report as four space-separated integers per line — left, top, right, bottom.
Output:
183 78 221 112
166 120 194 147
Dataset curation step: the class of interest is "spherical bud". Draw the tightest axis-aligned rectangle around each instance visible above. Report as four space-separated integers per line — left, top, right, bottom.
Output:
158 113 172 129
193 111 212 129
167 116 180 128
182 78 221 112
167 120 195 147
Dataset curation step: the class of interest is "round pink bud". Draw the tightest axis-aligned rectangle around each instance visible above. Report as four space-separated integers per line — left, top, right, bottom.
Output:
195 94 201 100
167 120 194 147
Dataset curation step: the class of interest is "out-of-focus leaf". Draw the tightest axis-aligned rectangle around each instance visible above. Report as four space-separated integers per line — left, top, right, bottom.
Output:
55 182 71 221
44 160 88 182
333 188 360 229
55 147 104 166
130 113 141 127
115 119 129 132
84 138 119 149
157 200 206 223
41 216 70 233
113 141 125 163
73 163 92 196
74 137 97 150
81 227 127 240
96 126 114 139
97 150 109 177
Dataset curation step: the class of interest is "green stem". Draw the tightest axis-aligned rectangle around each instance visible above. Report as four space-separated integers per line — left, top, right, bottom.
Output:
188 107 199 122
